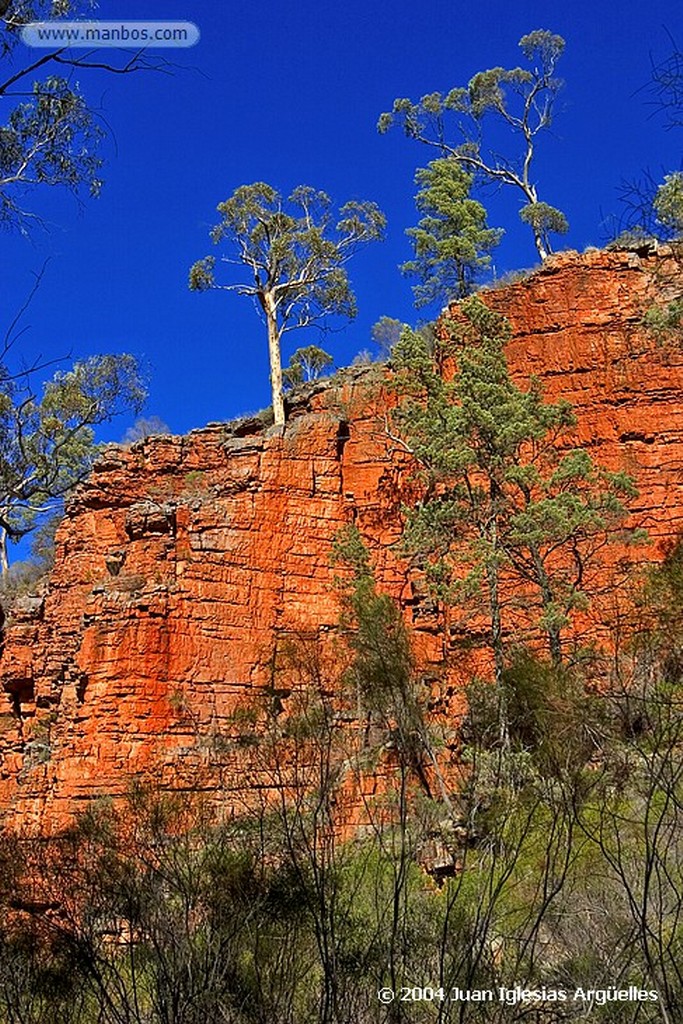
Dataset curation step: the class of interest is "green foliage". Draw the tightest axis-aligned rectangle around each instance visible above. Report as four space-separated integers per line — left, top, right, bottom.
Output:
2 563 683 1020
370 315 405 358
462 652 606 781
654 171 683 235
637 175 683 347
643 537 683 624
190 182 384 424
282 344 334 388
573 672 683 1015
643 297 683 345
0 1 165 231
29 508 60 567
392 296 638 667
332 526 413 713
642 165 683 343
0 514 59 607
379 29 568 260
402 158 503 306
519 200 568 253
190 183 384 314
0 354 145 570
332 524 438 799
502 652 605 777
630 537 683 678
0 73 102 228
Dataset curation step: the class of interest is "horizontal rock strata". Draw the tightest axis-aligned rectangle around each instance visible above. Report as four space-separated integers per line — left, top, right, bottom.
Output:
1 248 681 830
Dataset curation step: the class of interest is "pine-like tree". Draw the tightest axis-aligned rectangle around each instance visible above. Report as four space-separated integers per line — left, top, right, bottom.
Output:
392 296 638 672
402 158 502 306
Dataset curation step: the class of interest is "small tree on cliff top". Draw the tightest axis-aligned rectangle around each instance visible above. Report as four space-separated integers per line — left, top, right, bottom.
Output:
379 29 568 260
282 344 333 389
402 158 503 306
189 183 385 426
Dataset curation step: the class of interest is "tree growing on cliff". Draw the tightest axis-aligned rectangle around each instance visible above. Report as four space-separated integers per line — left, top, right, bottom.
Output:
391 296 638 678
371 315 405 359
189 183 385 426
0 353 145 573
654 171 683 237
378 29 568 261
121 414 170 444
402 158 503 306
282 344 333 389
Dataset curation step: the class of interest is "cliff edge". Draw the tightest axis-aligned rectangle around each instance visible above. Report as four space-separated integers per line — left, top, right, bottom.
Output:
1 248 682 830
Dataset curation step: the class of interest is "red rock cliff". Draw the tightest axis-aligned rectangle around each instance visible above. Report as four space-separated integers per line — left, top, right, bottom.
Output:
1 248 682 830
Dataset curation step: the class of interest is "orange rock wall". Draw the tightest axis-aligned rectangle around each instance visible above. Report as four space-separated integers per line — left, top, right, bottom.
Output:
1 248 681 830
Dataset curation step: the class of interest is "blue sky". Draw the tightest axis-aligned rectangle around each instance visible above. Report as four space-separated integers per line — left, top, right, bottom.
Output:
3 0 682 449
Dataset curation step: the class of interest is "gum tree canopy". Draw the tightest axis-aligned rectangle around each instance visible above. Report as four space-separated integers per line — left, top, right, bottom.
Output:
1 0 168 231
189 183 385 426
379 29 568 261
0 353 146 574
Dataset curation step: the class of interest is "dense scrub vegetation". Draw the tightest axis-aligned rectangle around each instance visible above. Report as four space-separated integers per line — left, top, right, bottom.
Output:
0 533 681 1024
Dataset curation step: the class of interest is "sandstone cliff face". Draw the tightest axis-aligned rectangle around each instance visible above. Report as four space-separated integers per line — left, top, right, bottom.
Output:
1 248 681 830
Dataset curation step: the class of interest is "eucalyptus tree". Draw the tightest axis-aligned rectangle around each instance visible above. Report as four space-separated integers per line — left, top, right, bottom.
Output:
0 354 145 573
379 29 568 260
655 171 683 236
282 344 333 388
189 182 385 425
1 0 169 232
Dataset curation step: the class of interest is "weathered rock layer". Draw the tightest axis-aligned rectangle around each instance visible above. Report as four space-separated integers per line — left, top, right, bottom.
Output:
1 248 682 830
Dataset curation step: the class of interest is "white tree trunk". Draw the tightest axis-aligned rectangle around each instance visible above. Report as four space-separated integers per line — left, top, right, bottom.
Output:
264 293 285 426
0 527 8 577
534 232 550 261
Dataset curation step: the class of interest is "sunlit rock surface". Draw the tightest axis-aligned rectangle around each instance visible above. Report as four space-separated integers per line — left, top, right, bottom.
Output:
1 248 681 830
